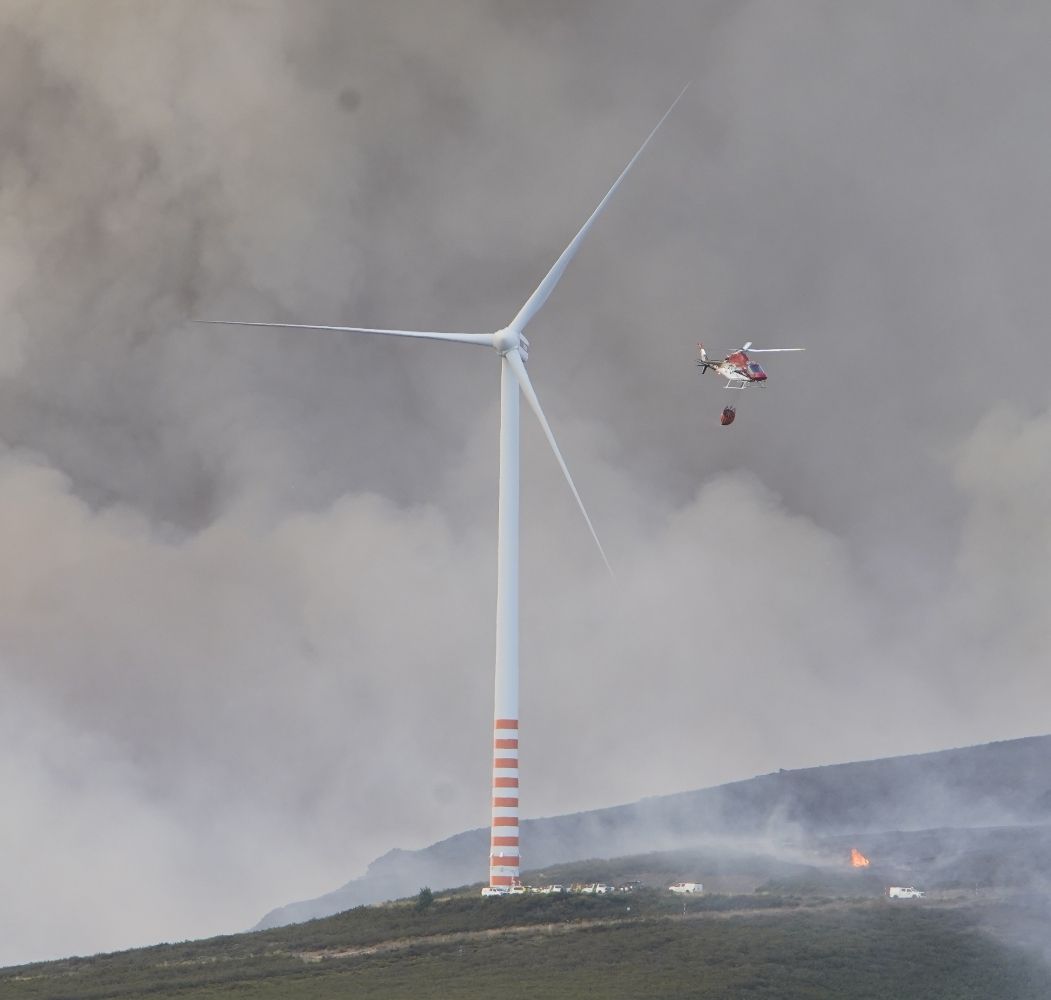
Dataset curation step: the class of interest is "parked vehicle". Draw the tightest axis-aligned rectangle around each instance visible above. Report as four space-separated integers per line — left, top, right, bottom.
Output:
481 886 507 897
668 882 703 894
887 886 925 899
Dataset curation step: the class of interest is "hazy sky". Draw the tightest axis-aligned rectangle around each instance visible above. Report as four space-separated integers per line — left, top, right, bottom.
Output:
2 0 1050 966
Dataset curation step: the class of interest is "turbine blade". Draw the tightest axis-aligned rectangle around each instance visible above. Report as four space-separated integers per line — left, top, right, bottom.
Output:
505 350 613 577
509 84 690 333
742 347 806 353
195 319 492 347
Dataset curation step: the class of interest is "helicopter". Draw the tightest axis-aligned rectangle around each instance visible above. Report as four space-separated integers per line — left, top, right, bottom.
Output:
696 342 805 425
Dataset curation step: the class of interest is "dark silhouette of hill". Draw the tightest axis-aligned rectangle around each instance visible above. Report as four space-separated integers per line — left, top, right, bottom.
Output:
257 734 1051 929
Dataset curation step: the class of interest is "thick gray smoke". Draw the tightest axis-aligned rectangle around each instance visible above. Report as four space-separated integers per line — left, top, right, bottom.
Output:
2 0 1050 965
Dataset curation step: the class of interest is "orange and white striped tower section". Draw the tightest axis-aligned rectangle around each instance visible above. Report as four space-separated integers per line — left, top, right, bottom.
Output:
489 712 520 886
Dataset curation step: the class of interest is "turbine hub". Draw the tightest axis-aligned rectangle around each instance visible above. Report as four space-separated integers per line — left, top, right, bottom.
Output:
492 327 523 356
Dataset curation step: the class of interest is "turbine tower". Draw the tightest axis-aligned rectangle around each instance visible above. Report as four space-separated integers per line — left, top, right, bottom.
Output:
201 87 686 890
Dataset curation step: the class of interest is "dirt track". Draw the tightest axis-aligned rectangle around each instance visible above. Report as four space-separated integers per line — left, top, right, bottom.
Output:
293 897 910 964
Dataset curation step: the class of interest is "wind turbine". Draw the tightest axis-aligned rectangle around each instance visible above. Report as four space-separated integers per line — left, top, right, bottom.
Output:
200 87 687 891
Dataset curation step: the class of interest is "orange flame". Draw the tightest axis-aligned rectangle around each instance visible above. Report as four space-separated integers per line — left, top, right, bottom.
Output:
851 848 871 868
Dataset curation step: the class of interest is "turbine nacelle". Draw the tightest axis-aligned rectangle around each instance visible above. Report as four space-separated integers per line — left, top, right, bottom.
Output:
493 328 528 360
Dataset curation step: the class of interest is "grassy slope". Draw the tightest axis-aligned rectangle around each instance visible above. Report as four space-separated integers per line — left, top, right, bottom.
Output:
3 891 1049 1000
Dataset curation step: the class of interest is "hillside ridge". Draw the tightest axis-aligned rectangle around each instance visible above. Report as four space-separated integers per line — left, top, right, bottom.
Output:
257 733 1051 929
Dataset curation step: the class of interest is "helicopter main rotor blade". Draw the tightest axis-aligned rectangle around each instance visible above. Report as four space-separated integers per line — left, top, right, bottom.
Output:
195 319 493 347
508 84 689 334
741 347 806 353
504 350 613 577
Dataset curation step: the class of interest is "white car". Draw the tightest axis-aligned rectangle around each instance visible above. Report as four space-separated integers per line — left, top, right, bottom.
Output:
887 886 926 899
481 886 508 897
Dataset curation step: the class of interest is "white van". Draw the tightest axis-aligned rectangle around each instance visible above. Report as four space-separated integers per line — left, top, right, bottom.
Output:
887 886 925 899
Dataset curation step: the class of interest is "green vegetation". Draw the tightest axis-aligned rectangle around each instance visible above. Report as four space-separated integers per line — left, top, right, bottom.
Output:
414 886 434 913
522 847 812 888
756 869 889 897
2 892 1048 999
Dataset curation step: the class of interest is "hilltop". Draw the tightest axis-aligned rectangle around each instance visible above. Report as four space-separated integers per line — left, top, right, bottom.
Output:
259 734 1051 928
